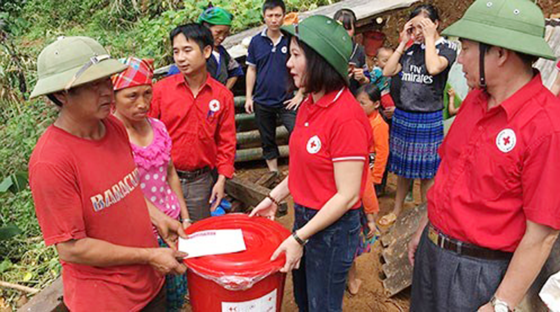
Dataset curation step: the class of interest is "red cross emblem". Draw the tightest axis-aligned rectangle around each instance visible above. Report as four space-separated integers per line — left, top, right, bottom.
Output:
496 129 516 153
307 135 321 154
209 99 220 112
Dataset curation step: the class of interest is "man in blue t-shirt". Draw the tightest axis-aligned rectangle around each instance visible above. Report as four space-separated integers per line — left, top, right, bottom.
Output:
245 0 303 173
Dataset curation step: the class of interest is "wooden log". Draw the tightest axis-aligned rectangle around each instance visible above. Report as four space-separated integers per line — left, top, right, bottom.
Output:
235 113 259 132
0 281 39 294
237 127 289 149
18 277 67 312
235 145 289 163
225 177 287 216
235 113 283 132
234 96 246 108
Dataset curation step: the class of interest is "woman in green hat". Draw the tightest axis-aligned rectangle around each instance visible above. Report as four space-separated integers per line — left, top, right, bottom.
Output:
250 15 372 311
167 5 243 89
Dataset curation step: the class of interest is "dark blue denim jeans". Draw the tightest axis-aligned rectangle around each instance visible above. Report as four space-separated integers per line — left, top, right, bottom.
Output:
292 204 361 312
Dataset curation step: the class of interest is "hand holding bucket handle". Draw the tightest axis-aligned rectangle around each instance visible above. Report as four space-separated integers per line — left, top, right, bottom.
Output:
249 196 279 220
271 235 304 273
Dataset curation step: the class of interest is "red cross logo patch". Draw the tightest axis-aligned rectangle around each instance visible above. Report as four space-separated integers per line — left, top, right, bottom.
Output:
209 99 220 112
496 128 516 153
306 135 321 154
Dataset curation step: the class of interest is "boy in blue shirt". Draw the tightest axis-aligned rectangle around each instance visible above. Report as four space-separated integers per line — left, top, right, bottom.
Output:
245 0 303 173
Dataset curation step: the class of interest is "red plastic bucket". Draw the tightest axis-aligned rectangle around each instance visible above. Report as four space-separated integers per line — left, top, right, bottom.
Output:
184 214 291 312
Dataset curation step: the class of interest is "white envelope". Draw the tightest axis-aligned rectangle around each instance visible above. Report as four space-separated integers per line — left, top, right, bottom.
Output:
179 229 246 259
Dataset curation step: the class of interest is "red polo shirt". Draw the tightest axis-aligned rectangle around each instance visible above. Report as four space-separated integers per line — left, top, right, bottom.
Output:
150 74 236 178
288 88 372 210
428 73 560 252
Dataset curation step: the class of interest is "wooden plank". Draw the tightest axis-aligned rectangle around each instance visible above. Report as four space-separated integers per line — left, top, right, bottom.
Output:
225 177 287 216
536 23 560 89
381 204 426 247
382 256 414 296
254 171 279 188
379 203 426 297
18 277 67 312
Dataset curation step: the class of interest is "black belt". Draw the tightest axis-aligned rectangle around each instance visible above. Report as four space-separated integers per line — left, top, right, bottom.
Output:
427 223 513 261
177 167 210 181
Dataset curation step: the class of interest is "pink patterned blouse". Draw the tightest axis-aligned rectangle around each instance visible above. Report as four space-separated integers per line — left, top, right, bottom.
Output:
131 118 181 235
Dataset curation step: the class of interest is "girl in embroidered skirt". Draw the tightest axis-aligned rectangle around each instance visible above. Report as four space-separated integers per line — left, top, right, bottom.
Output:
381 4 457 226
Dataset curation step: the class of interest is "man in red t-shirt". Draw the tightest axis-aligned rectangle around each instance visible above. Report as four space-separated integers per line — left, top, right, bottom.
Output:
407 1 560 311
150 24 236 221
28 37 187 311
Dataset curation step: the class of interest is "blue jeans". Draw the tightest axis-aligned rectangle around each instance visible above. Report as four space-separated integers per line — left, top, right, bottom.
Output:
292 204 361 312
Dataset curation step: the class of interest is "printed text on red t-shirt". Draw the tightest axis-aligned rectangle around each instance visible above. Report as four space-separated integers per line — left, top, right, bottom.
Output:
90 168 140 212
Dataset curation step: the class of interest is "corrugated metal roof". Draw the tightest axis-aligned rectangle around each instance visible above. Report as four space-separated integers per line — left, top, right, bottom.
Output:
223 0 420 59
535 19 560 88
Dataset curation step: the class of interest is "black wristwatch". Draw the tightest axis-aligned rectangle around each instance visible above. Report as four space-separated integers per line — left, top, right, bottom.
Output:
292 231 308 246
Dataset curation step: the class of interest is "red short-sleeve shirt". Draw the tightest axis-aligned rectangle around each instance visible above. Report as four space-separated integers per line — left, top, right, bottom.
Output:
150 74 236 177
428 73 560 252
29 116 163 312
288 88 372 210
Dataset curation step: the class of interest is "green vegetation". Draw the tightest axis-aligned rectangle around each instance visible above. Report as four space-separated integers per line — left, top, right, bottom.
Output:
0 0 337 308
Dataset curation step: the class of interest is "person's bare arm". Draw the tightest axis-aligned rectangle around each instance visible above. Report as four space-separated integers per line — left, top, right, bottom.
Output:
56 238 187 275
245 66 257 114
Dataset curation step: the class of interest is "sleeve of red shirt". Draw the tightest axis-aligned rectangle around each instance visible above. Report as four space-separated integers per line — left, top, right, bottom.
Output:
148 82 162 119
330 119 369 162
556 60 560 71
29 162 86 246
371 119 389 184
214 93 236 178
522 132 560 230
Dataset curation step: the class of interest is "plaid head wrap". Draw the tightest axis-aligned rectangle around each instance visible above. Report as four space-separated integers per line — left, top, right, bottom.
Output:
111 57 154 91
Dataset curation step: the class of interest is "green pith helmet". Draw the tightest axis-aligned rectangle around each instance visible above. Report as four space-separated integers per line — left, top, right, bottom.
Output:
197 7 233 26
282 15 353 80
442 0 555 60
30 36 128 99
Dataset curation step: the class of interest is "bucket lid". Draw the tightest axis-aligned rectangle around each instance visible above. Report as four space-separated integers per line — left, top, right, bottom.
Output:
183 214 291 290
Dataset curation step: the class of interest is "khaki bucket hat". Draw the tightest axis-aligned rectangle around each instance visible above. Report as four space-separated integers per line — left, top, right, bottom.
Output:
442 0 555 60
30 36 128 99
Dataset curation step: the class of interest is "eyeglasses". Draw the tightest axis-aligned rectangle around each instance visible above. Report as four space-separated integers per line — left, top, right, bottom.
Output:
64 54 111 90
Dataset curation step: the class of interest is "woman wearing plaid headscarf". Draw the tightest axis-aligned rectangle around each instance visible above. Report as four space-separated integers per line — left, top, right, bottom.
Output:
112 57 190 311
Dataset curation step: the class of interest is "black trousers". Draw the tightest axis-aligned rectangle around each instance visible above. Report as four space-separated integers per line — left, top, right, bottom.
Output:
254 103 296 160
